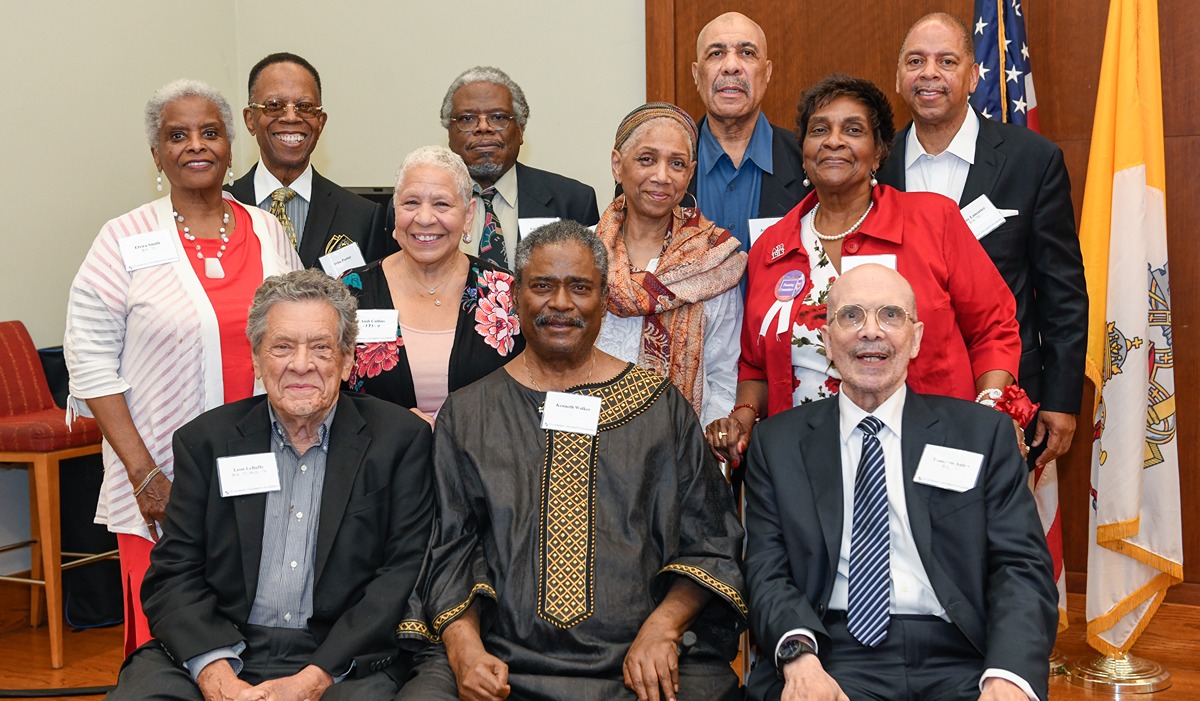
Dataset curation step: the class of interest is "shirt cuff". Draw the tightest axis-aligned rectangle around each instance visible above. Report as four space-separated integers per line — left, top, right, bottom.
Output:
331 659 355 683
184 641 246 683
774 628 819 668
980 668 1039 701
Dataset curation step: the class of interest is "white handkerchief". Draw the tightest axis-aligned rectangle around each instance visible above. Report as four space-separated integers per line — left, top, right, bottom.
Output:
913 444 983 493
217 453 281 498
540 391 602 436
119 229 178 272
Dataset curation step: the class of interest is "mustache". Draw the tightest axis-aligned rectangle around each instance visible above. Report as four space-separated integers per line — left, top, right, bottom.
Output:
713 76 750 93
534 314 585 328
852 342 893 356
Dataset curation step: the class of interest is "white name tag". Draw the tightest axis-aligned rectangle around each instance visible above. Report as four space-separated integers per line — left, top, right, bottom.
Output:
119 229 178 272
519 217 560 238
216 453 281 497
960 194 1008 240
319 242 366 277
540 391 602 435
357 309 399 343
913 444 983 492
841 254 897 272
748 217 783 248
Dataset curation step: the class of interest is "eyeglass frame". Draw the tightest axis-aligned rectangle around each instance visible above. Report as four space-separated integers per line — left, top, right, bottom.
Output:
247 100 325 118
451 112 517 132
829 304 916 333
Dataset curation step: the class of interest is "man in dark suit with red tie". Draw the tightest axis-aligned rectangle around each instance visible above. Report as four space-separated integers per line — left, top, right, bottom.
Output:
743 264 1056 701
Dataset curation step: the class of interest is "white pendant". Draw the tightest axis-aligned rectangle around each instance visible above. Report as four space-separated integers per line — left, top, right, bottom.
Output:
204 257 225 279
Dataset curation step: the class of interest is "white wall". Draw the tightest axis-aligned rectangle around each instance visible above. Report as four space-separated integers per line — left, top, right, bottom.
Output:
0 0 644 573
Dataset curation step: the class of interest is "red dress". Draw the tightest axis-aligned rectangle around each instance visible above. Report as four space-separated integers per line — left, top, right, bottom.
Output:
739 185 1020 417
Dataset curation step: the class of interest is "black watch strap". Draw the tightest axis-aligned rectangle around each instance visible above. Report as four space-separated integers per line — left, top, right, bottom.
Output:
775 636 817 677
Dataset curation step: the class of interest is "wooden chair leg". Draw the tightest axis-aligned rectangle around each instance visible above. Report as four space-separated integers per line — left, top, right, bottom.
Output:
27 466 44 628
31 454 64 669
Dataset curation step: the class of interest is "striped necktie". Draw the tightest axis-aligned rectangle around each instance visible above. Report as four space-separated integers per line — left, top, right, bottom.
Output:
478 187 506 267
847 415 890 647
270 187 298 249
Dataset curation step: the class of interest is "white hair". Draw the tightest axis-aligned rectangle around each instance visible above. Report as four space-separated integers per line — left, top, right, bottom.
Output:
439 66 530 129
394 145 473 208
144 78 235 149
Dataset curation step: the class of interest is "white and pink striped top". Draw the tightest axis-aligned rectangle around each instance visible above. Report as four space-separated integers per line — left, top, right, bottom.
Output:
64 194 301 539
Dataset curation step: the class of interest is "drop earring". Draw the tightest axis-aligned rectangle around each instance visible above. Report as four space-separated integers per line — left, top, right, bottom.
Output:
870 169 878 188
227 166 234 186
802 170 810 188
156 173 163 192
462 229 473 244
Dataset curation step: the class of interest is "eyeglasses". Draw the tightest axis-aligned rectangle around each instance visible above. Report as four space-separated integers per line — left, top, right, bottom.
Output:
831 304 914 333
452 113 515 131
248 100 324 118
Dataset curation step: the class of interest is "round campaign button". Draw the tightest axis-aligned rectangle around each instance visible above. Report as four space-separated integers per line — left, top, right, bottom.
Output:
775 270 806 301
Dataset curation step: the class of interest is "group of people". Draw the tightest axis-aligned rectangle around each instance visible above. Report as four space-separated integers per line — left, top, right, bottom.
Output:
60 8 1087 701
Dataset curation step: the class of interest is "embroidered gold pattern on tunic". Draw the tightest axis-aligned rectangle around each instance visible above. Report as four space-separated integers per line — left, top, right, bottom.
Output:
430 582 497 635
661 563 750 616
538 366 669 629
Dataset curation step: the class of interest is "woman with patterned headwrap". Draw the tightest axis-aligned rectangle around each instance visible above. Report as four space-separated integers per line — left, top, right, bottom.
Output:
596 102 747 427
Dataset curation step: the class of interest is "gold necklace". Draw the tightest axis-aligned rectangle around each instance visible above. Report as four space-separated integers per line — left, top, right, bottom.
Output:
523 349 597 392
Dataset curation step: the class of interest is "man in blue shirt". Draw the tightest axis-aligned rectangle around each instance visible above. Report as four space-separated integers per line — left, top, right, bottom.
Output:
691 12 807 252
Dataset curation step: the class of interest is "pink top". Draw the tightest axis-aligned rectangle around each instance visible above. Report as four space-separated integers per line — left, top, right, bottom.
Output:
399 322 454 416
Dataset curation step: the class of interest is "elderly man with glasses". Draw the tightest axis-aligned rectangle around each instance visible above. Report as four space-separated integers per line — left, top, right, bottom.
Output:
742 263 1057 701
229 52 391 269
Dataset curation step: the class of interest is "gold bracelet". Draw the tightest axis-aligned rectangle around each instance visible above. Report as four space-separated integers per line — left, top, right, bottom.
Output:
133 467 162 498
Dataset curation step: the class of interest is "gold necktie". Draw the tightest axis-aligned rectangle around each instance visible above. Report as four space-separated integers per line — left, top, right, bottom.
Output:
270 187 298 249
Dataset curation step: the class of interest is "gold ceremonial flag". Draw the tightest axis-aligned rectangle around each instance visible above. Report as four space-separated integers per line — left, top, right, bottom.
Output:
1080 0 1181 655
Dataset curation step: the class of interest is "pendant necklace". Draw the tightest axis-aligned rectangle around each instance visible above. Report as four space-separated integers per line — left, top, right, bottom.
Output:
405 256 459 306
175 205 231 279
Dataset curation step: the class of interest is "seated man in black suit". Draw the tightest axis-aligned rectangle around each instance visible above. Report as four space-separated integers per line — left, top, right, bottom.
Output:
107 269 433 701
230 53 391 269
744 264 1056 701
404 65 599 270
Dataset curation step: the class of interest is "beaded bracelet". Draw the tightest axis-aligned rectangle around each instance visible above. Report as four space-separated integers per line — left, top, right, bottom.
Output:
730 403 761 423
133 467 162 498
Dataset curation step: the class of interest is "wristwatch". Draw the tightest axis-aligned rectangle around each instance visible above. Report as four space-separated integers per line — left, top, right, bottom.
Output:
776 636 817 677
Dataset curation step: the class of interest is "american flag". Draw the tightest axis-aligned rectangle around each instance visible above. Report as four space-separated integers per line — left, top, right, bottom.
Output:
970 0 1040 132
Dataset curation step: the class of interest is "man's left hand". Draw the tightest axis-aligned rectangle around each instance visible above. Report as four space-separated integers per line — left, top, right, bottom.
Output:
234 665 333 701
623 618 680 701
978 677 1030 701
1030 410 1076 468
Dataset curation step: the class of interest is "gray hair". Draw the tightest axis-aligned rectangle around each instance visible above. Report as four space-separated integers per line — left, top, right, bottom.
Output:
144 78 235 149
439 66 531 129
394 145 473 209
513 220 608 296
246 269 359 354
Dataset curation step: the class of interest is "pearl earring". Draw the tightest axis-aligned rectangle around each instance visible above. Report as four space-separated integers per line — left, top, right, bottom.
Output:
227 167 234 186
801 170 810 188
462 230 473 244
156 173 163 192
870 169 878 188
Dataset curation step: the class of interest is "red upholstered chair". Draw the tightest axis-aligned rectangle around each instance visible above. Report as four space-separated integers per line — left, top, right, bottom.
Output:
0 320 108 669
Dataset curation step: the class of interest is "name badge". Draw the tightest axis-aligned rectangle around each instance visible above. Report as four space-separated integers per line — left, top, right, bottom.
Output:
216 453 281 498
540 391 602 435
319 242 366 277
357 309 400 343
841 254 897 272
119 229 178 272
748 217 783 248
913 444 983 493
519 217 560 239
960 194 1009 240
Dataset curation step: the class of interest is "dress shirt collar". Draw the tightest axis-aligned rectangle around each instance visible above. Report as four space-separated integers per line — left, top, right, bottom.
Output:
837 384 906 445
698 111 775 176
473 163 518 208
267 401 336 453
254 159 314 205
904 107 979 169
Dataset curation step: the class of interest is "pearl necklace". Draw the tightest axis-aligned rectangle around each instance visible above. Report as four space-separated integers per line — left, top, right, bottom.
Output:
808 201 874 241
175 206 231 279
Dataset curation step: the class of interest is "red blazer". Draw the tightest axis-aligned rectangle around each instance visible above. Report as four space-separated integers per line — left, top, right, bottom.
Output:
739 185 1020 417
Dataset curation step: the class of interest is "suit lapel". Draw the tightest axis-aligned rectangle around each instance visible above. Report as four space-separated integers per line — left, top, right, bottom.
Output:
299 170 337 263
227 164 258 206
900 391 939 589
879 125 911 191
803 401 845 583
229 400 273 605
958 112 1006 207
514 162 553 218
313 395 369 583
759 125 800 217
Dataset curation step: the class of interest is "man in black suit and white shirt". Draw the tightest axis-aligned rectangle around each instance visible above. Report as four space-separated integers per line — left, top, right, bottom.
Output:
744 264 1056 701
878 13 1087 469
229 53 390 269
107 270 432 701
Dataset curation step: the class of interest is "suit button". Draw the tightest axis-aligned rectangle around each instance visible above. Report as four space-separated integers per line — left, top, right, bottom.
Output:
844 241 860 254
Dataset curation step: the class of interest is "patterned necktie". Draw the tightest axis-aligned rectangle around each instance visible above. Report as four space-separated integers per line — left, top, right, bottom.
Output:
270 187 298 249
478 187 506 268
847 415 890 647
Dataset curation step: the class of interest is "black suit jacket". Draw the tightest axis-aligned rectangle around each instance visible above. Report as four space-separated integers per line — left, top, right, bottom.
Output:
229 165 391 268
877 113 1087 413
688 117 810 219
743 390 1056 701
142 392 434 678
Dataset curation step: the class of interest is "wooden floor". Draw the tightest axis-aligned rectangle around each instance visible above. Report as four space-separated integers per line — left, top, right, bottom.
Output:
0 594 1195 699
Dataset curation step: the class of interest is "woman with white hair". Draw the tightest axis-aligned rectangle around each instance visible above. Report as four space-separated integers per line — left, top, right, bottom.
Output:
64 78 300 655
340 145 523 422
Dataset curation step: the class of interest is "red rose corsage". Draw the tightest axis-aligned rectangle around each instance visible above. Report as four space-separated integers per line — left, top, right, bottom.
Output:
990 385 1040 425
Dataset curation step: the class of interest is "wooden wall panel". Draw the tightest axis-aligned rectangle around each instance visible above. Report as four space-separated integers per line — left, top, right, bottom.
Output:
648 0 1199 586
